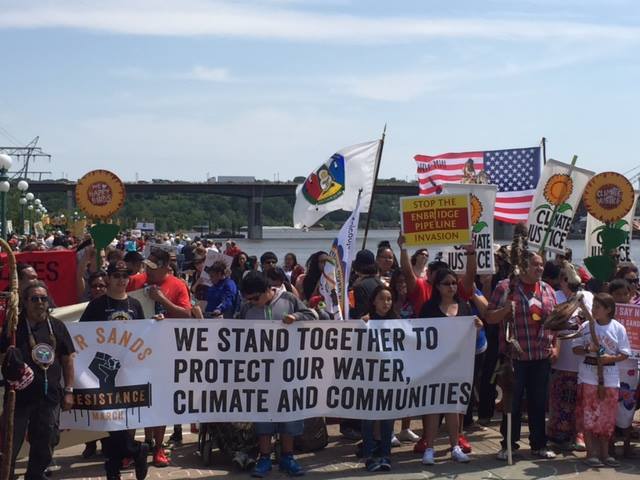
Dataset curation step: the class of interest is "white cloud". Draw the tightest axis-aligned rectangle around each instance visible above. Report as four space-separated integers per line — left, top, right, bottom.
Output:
1 0 639 44
110 65 231 82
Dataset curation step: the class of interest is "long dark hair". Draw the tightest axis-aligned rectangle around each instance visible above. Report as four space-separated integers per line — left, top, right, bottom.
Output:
231 251 248 269
302 251 328 300
367 284 397 319
389 269 406 304
421 268 459 315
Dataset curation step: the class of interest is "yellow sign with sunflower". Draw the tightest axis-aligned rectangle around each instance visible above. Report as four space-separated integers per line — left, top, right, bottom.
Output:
526 159 595 255
75 170 126 219
442 184 497 274
582 172 635 223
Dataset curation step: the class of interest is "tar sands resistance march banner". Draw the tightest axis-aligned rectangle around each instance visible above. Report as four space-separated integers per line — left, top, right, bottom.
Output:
60 318 475 431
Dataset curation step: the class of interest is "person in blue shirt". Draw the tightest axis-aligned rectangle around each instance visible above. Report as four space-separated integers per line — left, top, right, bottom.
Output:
204 261 238 318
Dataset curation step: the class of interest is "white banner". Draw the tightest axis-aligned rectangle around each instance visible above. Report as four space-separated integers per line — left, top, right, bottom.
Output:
526 159 594 254
442 184 497 274
61 317 475 431
586 192 639 265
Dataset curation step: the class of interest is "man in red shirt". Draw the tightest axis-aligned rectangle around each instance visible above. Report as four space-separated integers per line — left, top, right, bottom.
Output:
127 248 191 467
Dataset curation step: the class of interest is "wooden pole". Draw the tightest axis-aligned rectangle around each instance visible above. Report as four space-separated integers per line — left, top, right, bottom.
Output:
0 238 19 480
541 137 547 165
361 124 386 250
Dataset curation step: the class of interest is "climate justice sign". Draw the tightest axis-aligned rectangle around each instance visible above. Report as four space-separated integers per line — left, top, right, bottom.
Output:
60 318 475 431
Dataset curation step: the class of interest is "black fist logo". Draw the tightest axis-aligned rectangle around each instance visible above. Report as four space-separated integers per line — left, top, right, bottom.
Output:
88 352 121 390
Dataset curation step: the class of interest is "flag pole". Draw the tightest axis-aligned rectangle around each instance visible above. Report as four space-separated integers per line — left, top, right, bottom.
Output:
541 137 547 165
361 124 387 250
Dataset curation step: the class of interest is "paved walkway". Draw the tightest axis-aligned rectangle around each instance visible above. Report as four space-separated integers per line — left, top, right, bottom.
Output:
18 419 640 480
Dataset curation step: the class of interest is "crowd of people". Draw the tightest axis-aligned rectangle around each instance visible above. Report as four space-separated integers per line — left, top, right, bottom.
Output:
0 227 638 479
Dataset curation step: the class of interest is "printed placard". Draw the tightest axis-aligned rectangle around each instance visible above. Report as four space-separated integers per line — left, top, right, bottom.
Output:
400 194 471 247
526 159 594 255
615 303 640 358
586 193 638 265
442 184 496 274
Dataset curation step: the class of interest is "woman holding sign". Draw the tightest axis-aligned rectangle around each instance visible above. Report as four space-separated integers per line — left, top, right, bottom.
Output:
418 268 480 465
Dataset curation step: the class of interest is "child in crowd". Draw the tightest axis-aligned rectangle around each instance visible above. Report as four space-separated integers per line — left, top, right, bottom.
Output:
572 293 631 468
360 285 397 472
608 279 639 458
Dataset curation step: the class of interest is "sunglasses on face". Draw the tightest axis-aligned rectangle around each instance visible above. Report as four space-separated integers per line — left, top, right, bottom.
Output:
111 273 129 279
91 283 107 289
30 296 49 303
626 277 639 284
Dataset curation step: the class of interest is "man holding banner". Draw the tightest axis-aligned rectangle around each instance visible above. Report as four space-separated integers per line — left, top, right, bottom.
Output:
80 260 149 480
237 271 318 478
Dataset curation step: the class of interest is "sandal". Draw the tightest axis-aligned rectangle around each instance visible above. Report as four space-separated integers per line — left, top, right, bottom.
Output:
583 457 604 468
603 457 620 467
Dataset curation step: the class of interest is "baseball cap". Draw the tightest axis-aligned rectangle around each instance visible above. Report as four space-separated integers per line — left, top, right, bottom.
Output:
107 260 130 275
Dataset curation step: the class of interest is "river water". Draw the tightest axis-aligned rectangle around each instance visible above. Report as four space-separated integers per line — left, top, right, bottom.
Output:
229 228 640 266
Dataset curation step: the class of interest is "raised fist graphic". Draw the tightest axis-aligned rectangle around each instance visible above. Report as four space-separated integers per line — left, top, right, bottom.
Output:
88 352 121 390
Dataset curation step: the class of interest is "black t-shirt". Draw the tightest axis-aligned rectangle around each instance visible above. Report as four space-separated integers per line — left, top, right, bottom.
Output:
80 295 145 322
0 317 75 405
420 299 472 318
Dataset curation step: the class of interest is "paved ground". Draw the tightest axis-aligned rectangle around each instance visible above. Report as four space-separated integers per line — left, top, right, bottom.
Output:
17 418 640 480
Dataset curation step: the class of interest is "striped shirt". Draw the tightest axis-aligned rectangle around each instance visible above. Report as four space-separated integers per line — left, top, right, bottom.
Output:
489 278 557 361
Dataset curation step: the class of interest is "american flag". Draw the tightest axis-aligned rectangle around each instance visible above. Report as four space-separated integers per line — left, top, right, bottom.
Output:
414 147 541 223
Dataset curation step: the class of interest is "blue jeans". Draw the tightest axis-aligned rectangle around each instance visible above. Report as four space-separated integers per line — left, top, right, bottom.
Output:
362 419 394 458
500 358 551 450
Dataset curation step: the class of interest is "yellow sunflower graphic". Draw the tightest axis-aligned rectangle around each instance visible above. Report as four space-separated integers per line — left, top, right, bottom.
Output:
470 194 483 225
76 170 126 219
582 172 634 223
543 174 573 206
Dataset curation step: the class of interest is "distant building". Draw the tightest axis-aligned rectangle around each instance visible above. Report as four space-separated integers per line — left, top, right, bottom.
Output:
213 176 256 183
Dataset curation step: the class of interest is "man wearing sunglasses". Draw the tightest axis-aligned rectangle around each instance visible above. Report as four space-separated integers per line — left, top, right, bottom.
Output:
237 271 317 477
0 281 75 480
80 261 148 480
127 247 191 466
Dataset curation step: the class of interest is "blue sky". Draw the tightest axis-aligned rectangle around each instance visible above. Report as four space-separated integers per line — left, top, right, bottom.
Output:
1 0 639 183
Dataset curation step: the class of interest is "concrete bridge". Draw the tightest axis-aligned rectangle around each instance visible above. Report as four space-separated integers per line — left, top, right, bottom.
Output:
28 180 419 239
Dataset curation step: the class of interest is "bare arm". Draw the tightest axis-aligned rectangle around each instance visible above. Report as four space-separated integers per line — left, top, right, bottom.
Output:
460 244 476 296
398 233 417 294
61 354 75 411
485 304 511 324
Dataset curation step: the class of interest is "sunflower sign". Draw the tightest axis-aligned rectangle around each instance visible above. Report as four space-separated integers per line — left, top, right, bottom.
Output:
526 159 594 255
442 184 497 274
585 191 638 265
582 172 636 280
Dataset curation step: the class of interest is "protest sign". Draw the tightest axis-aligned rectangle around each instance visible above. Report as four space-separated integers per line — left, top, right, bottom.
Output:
526 159 594 255
586 192 638 265
400 194 471 247
136 222 155 233
76 170 126 219
442 184 496 274
328 194 362 320
60 317 475 431
615 303 640 358
0 250 77 306
204 250 233 270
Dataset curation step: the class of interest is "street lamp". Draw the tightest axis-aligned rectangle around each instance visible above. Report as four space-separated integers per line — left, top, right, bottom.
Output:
17 179 29 234
0 153 12 239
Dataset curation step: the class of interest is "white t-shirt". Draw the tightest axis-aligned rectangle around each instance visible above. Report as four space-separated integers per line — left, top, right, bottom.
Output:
553 290 594 372
573 319 632 388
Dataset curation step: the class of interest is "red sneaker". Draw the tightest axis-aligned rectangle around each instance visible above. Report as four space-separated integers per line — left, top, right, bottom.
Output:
413 438 427 454
121 457 135 469
458 435 472 454
153 448 170 467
